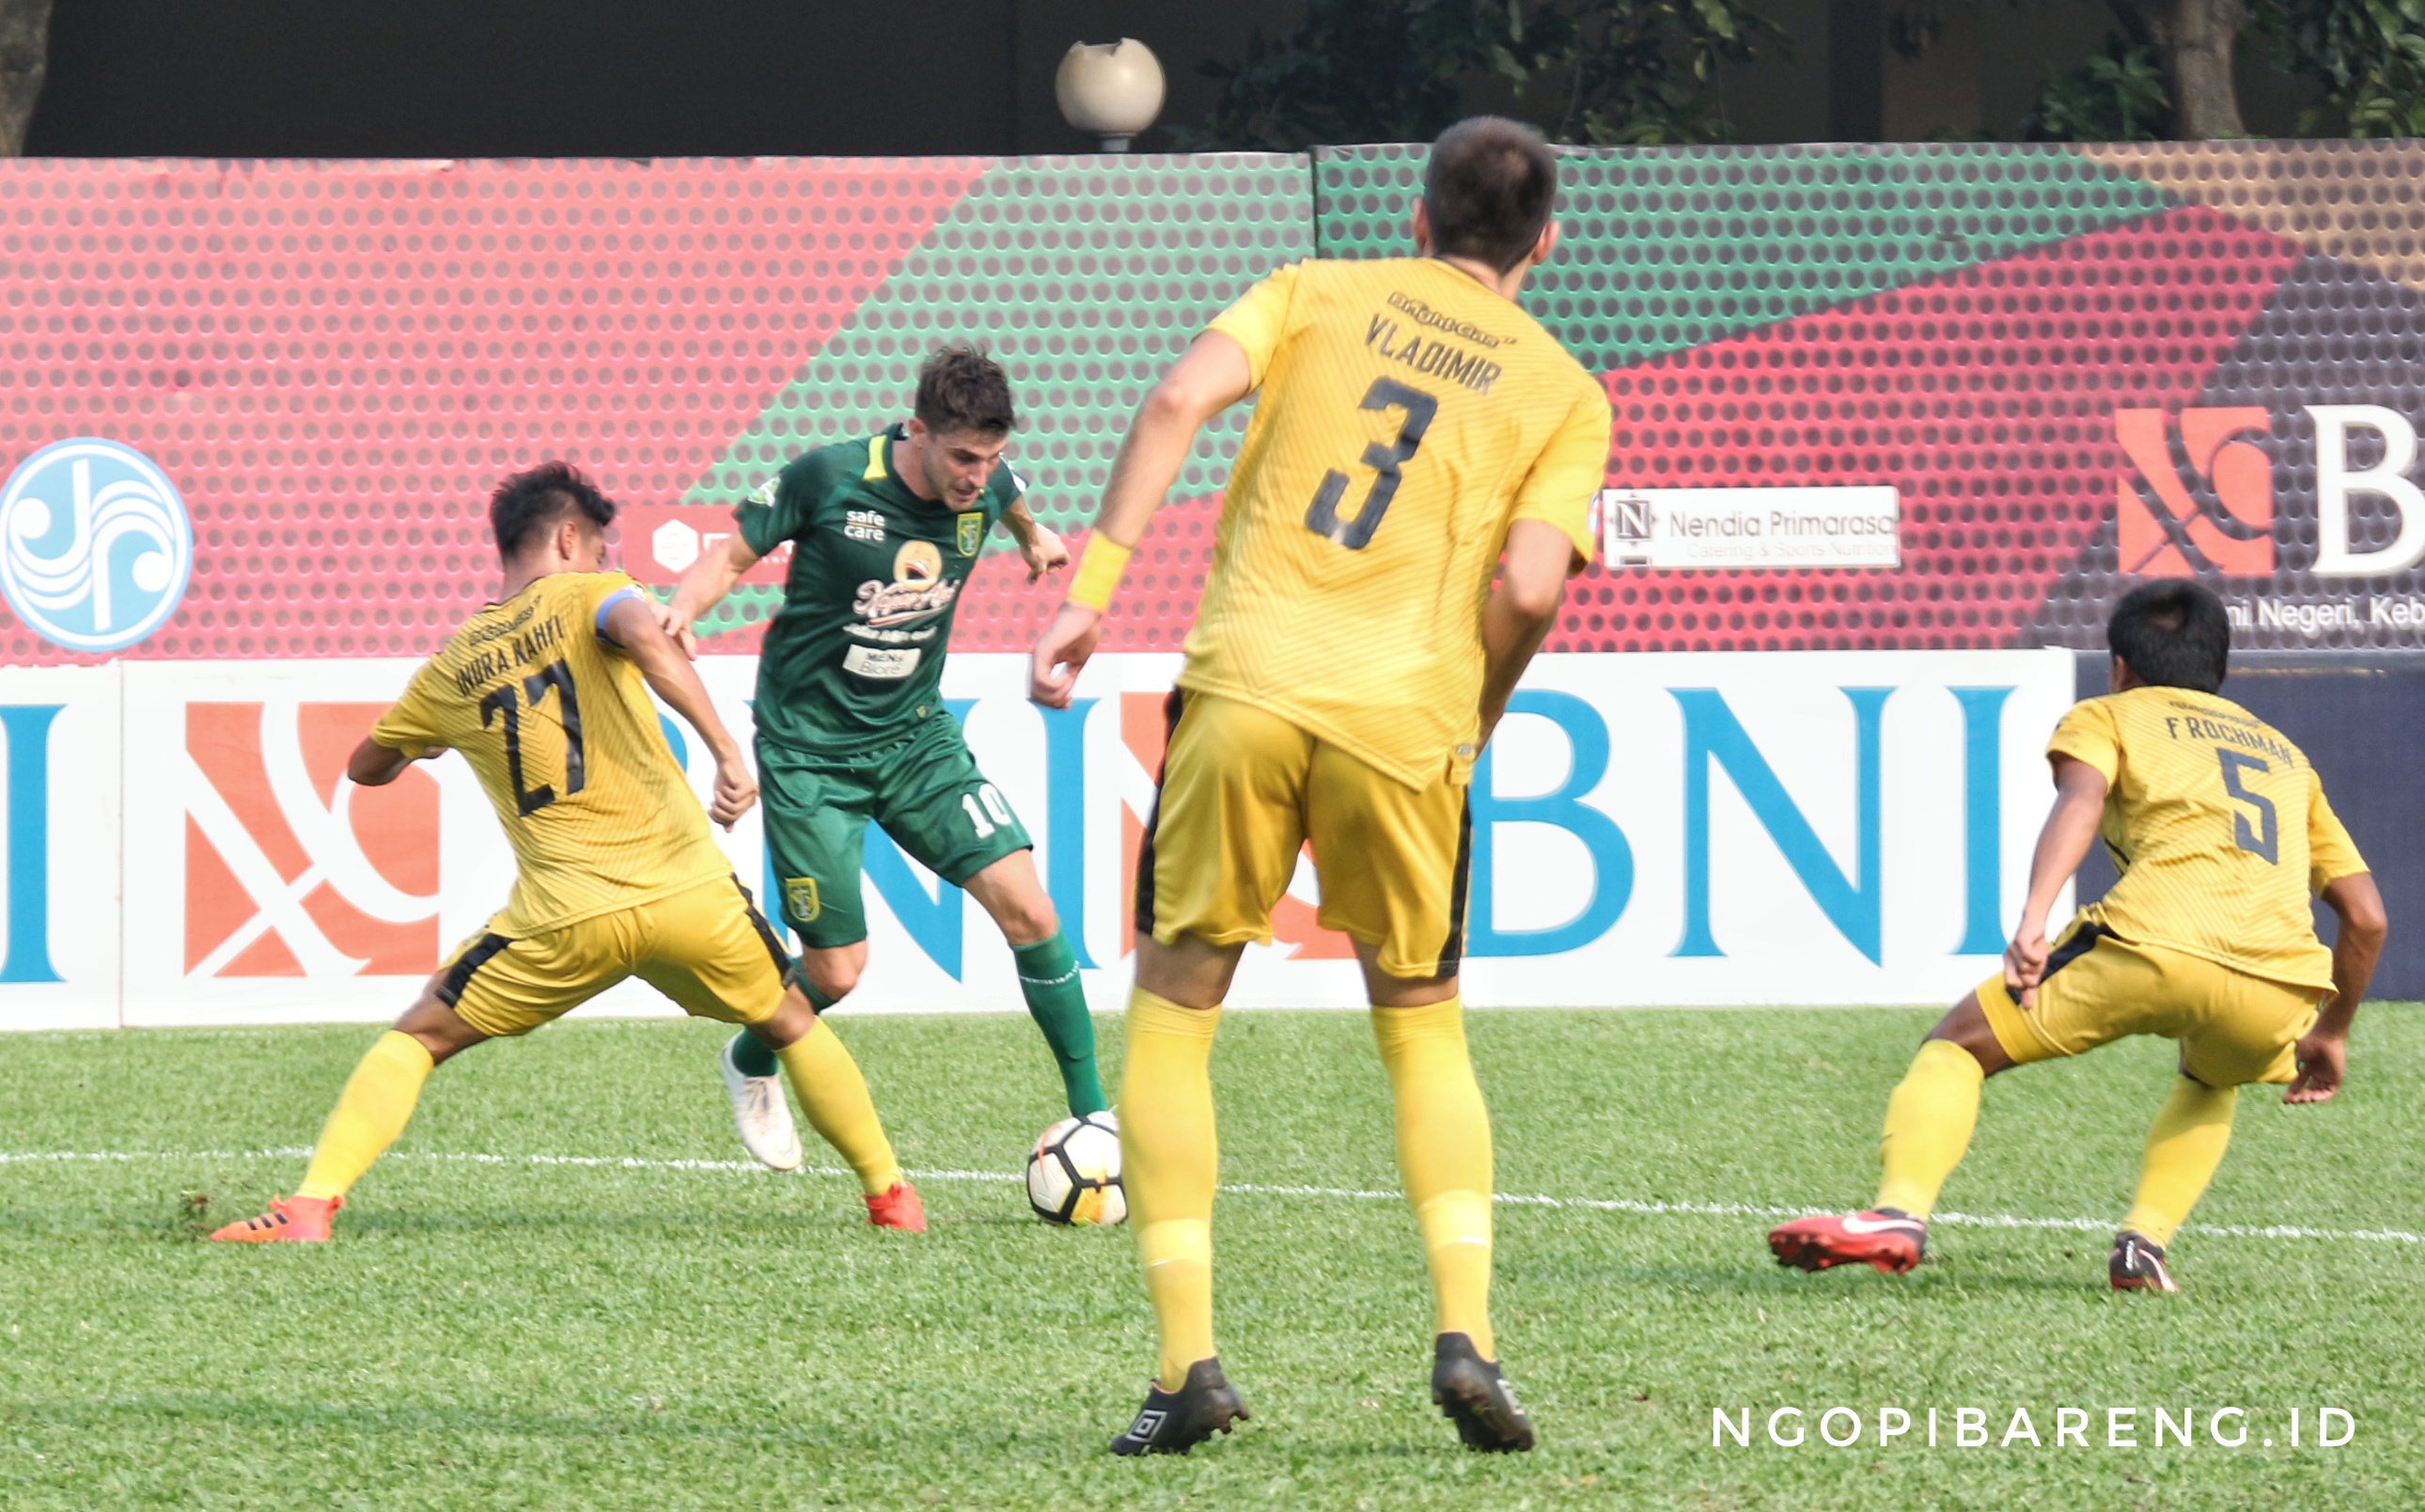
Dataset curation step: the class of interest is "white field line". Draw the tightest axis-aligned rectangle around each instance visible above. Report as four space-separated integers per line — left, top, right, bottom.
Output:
2 1147 2419 1248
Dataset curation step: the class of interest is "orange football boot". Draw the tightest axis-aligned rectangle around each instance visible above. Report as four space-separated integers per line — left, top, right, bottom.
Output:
864 1180 926 1231
208 1194 341 1243
1768 1208 1927 1274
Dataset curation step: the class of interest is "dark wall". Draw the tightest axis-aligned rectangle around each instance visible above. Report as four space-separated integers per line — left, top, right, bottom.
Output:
19 0 2326 159
23 0 1303 158
2073 653 2425 999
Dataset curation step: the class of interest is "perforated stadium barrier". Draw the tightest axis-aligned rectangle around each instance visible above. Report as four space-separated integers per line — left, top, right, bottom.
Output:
0 144 2418 1023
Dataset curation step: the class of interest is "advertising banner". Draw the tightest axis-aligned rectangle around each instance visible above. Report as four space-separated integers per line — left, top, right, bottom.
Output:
1 647 2073 1025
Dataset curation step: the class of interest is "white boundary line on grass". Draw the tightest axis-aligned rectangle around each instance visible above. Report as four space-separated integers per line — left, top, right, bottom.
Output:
3 1146 2419 1248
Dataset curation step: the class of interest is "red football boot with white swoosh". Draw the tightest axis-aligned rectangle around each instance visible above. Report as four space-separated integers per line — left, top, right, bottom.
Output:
1767 1208 1928 1275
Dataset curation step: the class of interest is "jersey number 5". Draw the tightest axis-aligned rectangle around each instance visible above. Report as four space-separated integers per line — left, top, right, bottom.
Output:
1305 378 1438 551
480 659 587 817
2215 749 2279 865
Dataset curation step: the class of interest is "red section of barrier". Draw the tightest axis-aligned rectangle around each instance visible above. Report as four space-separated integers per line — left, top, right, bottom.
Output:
0 159 980 662
1552 206 2304 651
619 502 791 587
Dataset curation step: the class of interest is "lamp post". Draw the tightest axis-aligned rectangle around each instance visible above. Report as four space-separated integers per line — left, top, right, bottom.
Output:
1056 39 1165 152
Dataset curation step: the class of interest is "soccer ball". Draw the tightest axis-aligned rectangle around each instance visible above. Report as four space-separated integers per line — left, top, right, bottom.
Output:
1026 1110 1125 1226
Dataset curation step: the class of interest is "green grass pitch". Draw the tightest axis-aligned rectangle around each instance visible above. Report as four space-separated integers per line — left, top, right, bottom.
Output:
1 1005 2419 1510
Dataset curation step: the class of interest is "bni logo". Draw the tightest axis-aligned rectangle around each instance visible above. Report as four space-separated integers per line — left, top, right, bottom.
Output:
0 438 193 652
183 702 439 978
2113 408 2274 578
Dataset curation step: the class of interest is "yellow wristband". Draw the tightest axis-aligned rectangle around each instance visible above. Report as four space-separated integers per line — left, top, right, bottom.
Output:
1067 536 1133 613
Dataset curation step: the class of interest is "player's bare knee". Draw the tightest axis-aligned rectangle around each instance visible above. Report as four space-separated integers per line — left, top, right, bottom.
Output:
798 954 862 1005
1923 994 2011 1076
996 894 1059 947
392 994 485 1065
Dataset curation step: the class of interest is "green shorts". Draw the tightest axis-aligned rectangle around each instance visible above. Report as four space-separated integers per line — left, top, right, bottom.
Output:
758 717 1033 950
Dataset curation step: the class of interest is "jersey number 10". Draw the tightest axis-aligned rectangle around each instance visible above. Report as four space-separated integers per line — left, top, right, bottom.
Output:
1305 378 1439 551
481 659 587 817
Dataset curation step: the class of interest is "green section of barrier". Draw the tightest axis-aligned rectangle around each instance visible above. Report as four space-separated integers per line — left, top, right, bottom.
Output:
1313 143 2177 371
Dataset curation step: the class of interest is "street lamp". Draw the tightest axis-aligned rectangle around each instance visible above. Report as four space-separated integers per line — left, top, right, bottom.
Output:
1056 39 1166 153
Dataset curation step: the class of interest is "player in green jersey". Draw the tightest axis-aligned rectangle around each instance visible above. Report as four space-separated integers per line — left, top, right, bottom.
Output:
661 346 1104 1172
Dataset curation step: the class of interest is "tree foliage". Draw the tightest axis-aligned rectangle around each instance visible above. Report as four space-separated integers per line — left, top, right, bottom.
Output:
2019 34 2173 141
1177 0 1786 151
2256 0 2425 137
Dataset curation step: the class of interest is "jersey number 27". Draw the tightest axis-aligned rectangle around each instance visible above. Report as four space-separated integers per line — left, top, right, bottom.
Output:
480 659 587 817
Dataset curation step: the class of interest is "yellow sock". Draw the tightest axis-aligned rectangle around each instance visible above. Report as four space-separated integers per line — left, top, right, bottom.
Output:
1372 997 1496 1360
297 1031 435 1201
1873 1038 1986 1218
775 1019 901 1196
1120 987 1221 1392
2121 1076 2238 1248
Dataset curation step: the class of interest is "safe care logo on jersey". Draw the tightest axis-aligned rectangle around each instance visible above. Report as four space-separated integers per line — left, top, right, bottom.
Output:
0 438 194 652
2114 408 2275 578
182 702 439 978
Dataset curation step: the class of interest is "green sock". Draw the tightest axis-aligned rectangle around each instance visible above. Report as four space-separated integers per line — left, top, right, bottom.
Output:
1012 933 1105 1116
728 977 837 1080
728 1030 780 1079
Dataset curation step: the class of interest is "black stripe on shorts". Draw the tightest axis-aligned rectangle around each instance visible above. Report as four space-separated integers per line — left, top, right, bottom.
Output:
435 932 512 1007
1132 689 1185 941
2042 922 2111 982
731 875 798 982
1434 794 1476 978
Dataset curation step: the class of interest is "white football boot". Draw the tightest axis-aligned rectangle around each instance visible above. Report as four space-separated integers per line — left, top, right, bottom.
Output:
720 1034 804 1172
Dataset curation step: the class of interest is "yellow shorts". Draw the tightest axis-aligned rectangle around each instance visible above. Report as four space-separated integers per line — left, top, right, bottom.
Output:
1137 691 1470 980
1977 924 2325 1087
435 875 793 1038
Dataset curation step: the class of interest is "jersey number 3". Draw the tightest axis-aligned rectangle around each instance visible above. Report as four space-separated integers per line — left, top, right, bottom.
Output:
480 659 587 817
1305 378 1438 551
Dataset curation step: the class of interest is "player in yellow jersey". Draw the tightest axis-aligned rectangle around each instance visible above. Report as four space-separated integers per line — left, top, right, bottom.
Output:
211 461 923 1243
1029 117 1611 1455
1771 581 2386 1291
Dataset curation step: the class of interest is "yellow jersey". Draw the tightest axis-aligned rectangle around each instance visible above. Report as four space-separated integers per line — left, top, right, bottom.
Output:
2051 685 2366 993
371 570 730 936
1184 257 1612 788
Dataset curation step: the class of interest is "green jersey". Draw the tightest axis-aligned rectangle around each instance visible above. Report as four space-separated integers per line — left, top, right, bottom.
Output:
737 426 1021 755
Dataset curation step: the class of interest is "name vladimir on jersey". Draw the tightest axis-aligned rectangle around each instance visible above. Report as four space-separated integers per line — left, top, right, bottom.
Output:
1365 305 1506 395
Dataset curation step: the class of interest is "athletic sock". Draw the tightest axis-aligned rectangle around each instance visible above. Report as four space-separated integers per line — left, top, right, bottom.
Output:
775 1018 902 1196
728 1029 779 1079
2120 1075 2238 1248
728 978 838 1079
1121 987 1221 1392
1012 933 1106 1116
1371 997 1496 1360
1872 1038 1987 1219
296 1031 436 1201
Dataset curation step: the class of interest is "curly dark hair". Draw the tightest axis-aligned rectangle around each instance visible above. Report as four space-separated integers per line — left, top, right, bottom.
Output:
490 460 616 559
913 345 1016 437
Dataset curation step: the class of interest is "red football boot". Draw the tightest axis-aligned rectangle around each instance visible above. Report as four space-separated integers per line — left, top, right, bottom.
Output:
1768 1208 1927 1275
2109 1232 2179 1293
208 1194 342 1243
865 1180 926 1231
